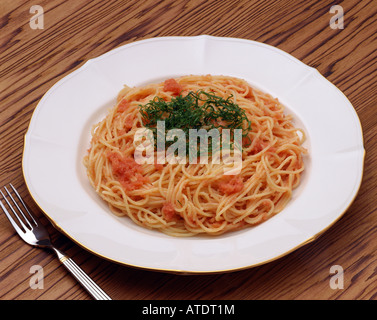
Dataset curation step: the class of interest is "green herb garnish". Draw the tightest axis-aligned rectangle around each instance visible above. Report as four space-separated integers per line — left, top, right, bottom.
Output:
139 90 251 155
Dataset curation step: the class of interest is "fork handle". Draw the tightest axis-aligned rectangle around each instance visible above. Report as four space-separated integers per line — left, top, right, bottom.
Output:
53 248 112 300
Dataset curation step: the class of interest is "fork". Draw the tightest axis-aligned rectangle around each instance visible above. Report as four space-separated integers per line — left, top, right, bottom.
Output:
0 184 112 300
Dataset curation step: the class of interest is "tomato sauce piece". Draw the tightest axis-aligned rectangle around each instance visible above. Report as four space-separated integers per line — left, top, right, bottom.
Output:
117 99 130 113
106 152 148 191
252 138 267 154
242 136 252 148
162 202 176 221
154 163 164 171
217 176 244 195
124 114 134 130
163 78 183 95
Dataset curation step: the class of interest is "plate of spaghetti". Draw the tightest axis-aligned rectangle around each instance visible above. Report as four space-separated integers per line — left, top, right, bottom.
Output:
23 35 365 273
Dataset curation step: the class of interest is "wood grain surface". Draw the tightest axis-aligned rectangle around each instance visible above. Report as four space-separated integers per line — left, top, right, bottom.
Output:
1 0 376 300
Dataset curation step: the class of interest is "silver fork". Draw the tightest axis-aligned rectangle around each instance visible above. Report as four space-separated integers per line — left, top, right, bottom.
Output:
0 184 112 300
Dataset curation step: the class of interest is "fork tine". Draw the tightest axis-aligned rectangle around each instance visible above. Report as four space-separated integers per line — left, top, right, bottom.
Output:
1 187 32 230
9 184 38 226
4 186 34 230
0 190 27 235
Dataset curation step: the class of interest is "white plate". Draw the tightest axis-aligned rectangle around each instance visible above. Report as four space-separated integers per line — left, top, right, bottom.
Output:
23 35 365 273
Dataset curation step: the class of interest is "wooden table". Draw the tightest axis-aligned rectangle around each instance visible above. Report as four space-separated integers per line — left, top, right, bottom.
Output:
1 0 376 301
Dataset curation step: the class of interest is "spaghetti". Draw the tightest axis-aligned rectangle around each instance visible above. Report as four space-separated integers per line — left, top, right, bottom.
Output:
83 75 307 236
